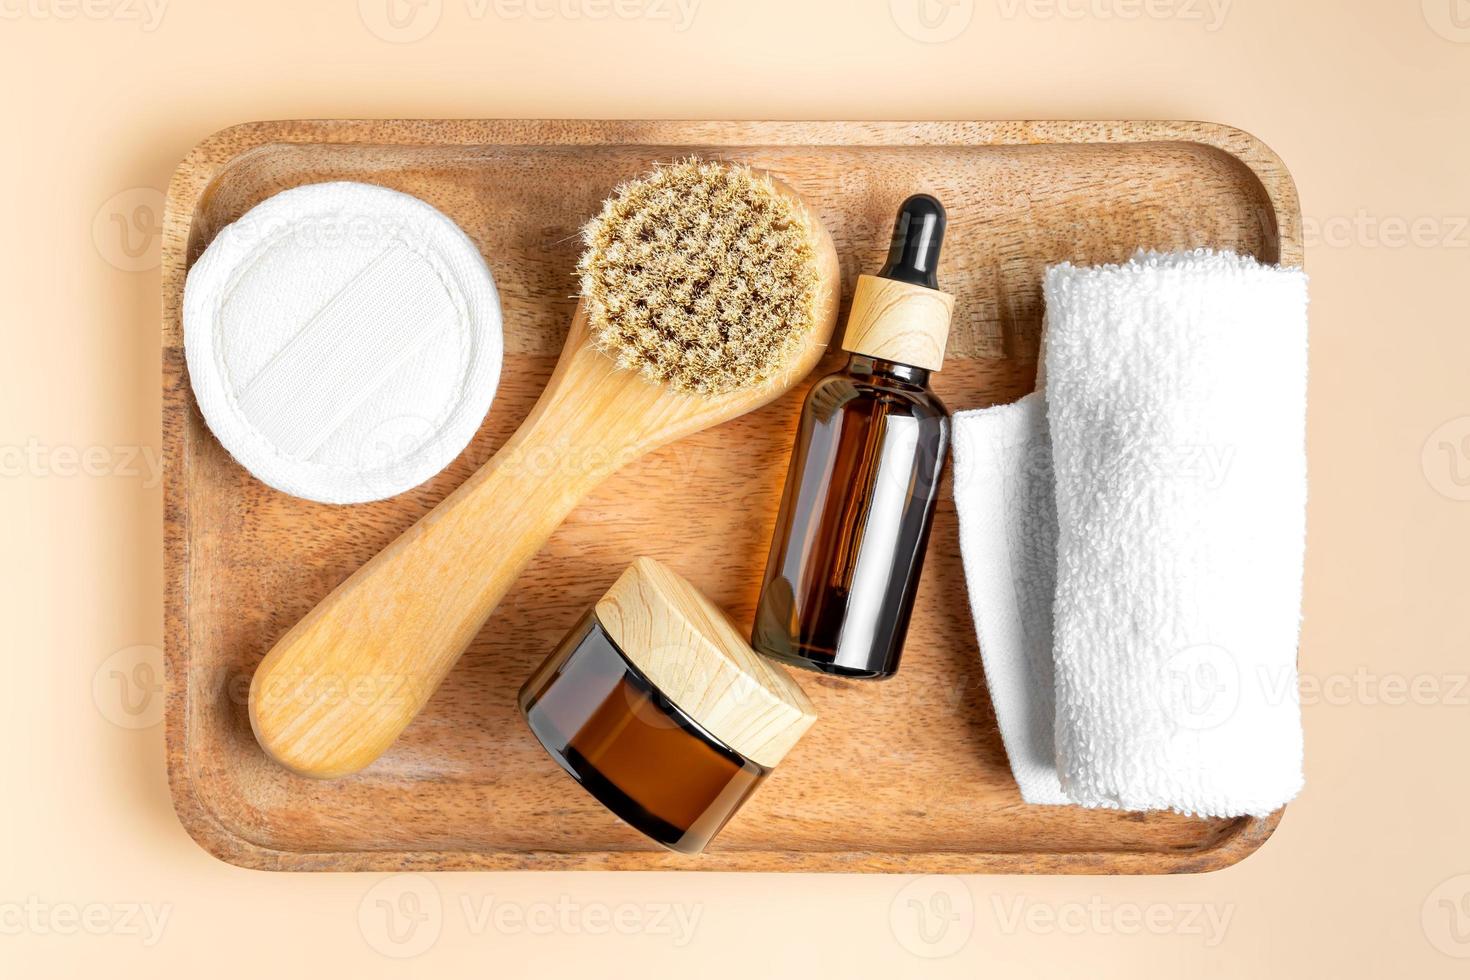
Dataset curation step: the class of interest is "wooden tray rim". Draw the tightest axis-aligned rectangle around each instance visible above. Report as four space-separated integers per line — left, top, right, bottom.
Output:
163 118 1297 874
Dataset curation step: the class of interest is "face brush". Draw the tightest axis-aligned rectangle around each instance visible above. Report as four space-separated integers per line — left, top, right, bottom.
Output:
249 160 841 778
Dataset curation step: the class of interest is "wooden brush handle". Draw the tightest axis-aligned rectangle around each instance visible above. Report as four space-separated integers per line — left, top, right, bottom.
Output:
249 339 656 778
249 179 841 779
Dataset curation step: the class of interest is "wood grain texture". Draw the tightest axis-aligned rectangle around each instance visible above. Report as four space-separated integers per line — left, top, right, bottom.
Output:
841 274 954 371
164 119 1299 873
596 557 816 768
247 170 841 779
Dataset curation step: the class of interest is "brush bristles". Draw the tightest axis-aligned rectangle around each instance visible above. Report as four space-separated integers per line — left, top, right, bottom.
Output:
578 159 821 396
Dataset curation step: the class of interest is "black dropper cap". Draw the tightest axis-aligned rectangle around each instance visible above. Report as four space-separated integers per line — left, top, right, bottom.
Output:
877 194 946 290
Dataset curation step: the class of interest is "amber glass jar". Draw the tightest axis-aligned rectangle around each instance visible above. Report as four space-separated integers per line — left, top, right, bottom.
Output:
521 612 769 853
519 558 816 855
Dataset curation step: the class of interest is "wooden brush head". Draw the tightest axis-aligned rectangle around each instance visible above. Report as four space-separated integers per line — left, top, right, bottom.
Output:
248 164 838 781
579 159 836 396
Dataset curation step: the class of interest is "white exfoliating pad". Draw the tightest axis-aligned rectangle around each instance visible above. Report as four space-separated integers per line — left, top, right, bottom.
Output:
183 181 502 504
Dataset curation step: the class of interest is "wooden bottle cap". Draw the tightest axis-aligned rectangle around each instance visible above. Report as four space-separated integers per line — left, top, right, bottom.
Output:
595 557 817 768
840 273 954 372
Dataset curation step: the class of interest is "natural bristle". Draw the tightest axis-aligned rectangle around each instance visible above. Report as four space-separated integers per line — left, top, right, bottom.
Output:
578 159 821 395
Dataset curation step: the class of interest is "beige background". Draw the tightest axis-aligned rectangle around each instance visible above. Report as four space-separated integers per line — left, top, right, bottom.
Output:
3 0 1468 975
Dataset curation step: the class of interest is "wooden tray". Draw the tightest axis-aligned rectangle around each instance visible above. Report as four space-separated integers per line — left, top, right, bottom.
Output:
164 120 1299 873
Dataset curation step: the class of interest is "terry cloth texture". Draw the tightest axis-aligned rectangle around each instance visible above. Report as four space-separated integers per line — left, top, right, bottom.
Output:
952 250 1308 818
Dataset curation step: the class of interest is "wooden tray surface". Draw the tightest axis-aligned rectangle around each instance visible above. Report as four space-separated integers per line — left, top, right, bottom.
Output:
163 120 1299 873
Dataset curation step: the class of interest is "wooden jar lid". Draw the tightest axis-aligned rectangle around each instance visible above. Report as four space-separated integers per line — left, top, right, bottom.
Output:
595 557 817 768
840 273 955 372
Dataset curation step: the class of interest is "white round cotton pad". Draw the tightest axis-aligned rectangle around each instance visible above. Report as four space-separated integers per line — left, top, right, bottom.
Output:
183 181 502 504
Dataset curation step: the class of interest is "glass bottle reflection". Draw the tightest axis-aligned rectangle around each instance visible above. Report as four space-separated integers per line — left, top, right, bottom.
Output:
752 354 950 679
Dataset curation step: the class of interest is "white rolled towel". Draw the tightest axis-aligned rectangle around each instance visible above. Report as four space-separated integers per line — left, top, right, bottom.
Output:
952 250 1308 818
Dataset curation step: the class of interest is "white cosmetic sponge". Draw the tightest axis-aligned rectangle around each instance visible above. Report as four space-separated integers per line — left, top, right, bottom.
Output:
183 181 502 504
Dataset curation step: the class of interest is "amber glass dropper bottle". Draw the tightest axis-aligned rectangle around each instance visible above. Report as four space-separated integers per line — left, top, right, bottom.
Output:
751 195 954 679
